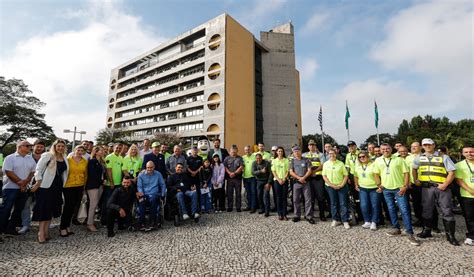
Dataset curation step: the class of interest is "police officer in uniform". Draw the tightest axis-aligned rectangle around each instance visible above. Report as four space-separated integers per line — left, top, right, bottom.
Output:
303 140 327 221
413 138 459 246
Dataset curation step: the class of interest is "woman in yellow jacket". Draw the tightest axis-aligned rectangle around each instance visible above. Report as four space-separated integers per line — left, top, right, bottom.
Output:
60 145 88 237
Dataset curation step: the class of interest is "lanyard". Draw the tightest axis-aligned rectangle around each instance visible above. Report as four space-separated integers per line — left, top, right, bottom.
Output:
383 158 391 172
466 160 474 175
361 164 368 172
350 153 357 164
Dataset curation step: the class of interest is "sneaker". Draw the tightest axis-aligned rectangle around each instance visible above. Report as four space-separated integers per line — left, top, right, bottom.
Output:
361 222 371 229
18 226 29 234
194 213 200 219
139 224 147 231
343 222 351 229
370 222 377 231
407 234 420 246
464 238 474 246
386 229 402 236
182 214 190 220
331 220 341 227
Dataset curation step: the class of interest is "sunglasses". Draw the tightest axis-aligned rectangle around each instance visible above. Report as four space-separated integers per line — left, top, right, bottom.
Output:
358 155 367 158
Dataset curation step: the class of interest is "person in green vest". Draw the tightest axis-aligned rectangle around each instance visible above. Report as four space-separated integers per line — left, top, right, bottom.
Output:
122 144 143 183
242 146 257 213
413 138 459 246
454 146 474 246
302 139 327 221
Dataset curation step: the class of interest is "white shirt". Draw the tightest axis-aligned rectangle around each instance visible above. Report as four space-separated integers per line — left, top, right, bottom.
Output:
139 149 152 159
2 152 36 190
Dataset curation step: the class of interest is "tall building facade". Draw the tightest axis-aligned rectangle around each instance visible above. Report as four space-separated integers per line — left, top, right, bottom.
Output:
106 14 302 150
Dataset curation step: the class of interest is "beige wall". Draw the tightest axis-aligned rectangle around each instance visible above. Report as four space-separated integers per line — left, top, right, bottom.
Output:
295 70 303 146
224 15 256 152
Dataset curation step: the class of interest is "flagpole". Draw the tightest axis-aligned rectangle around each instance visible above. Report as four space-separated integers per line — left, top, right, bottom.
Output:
376 127 380 146
345 100 350 141
347 128 350 142
318 105 324 156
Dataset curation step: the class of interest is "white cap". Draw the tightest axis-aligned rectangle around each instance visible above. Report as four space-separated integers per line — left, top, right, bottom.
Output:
421 138 435 145
271 146 278 151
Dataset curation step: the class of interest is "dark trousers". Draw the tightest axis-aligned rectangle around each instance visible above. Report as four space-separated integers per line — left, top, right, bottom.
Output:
257 180 271 213
422 185 455 223
309 176 326 216
348 174 362 221
60 187 84 230
0 189 28 233
101 186 114 225
212 188 225 211
106 208 132 232
273 181 287 216
226 178 242 210
408 185 423 221
460 197 474 239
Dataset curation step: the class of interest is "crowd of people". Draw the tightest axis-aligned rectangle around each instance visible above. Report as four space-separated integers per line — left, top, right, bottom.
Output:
0 137 472 248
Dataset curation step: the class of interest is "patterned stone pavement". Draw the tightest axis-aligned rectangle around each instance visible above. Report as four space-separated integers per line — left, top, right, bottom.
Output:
1 212 473 275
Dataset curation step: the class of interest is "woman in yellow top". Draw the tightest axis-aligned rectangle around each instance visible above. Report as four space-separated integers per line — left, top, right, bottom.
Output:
354 151 382 231
271 147 290 221
60 145 88 237
322 149 350 229
122 144 143 183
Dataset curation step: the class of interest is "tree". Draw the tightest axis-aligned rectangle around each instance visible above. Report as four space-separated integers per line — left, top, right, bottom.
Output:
362 133 397 149
0 77 55 151
95 128 131 145
153 132 182 149
302 133 338 151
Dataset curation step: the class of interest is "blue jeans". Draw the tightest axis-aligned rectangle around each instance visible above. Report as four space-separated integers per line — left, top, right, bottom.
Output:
256 180 271 213
201 193 212 212
359 187 382 223
138 194 161 224
243 177 257 210
325 185 349 222
383 188 413 234
176 190 198 215
0 189 28 233
21 194 33 228
273 181 287 216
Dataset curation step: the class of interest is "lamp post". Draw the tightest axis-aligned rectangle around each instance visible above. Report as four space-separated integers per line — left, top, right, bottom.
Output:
63 127 86 150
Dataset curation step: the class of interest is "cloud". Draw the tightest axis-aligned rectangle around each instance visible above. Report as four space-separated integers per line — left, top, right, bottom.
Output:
297 57 319 81
301 78 468 145
301 12 329 36
1 1 166 141
371 0 473 84
236 0 287 33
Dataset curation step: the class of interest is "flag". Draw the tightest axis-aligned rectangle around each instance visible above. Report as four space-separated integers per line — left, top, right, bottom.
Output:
318 106 323 131
374 100 379 128
345 101 350 130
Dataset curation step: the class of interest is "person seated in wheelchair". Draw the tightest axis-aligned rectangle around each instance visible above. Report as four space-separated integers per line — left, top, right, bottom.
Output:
136 161 166 231
106 176 136 237
167 163 200 221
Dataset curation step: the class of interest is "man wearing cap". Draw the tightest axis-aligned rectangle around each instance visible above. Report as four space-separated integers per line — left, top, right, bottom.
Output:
142 142 167 180
303 139 327 221
413 138 459 245
454 146 474 246
290 146 314 224
0 141 36 236
270 146 278 160
139 138 152 159
242 146 257 212
223 145 244 212
345 141 362 222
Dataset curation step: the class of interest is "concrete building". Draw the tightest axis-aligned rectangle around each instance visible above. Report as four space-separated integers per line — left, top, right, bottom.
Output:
106 14 302 150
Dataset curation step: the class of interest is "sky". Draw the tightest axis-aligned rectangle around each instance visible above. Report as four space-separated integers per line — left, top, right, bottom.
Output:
1 0 473 145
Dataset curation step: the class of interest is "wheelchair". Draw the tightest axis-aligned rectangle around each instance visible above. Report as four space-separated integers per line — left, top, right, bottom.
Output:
164 190 200 226
129 196 165 232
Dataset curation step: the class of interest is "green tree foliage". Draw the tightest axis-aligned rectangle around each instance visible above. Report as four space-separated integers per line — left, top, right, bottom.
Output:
0 77 55 151
396 115 473 153
302 133 338 151
95 128 131 145
361 133 397 149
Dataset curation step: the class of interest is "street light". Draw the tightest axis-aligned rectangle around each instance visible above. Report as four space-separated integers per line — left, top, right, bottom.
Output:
64 126 87 150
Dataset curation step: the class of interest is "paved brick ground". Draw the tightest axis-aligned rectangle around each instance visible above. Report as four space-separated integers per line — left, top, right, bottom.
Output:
1 212 472 275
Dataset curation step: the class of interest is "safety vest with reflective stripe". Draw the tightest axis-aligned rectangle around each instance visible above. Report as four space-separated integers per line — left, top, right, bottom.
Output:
418 153 447 183
303 152 322 175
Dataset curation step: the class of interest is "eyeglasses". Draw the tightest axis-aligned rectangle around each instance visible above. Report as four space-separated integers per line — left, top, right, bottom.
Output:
358 155 367 158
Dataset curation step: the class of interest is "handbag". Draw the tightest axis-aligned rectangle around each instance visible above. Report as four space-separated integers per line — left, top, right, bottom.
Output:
77 193 88 222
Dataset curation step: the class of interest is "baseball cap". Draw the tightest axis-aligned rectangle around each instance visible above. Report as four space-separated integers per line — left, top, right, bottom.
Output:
292 146 301 151
271 146 278 151
308 139 316 145
347 141 356 146
151 142 160 148
421 138 435 145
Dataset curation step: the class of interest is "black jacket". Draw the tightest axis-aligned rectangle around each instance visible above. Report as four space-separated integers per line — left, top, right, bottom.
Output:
208 148 229 162
86 158 105 190
142 152 167 178
199 166 212 187
167 172 192 193
107 186 136 212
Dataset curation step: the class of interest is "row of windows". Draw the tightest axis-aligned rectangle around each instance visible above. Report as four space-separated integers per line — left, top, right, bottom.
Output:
119 108 204 128
117 62 204 100
117 94 204 119
131 122 204 137
118 50 205 90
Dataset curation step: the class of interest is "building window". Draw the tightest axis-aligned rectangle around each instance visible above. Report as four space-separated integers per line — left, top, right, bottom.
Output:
207 63 221 80
209 34 221 51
